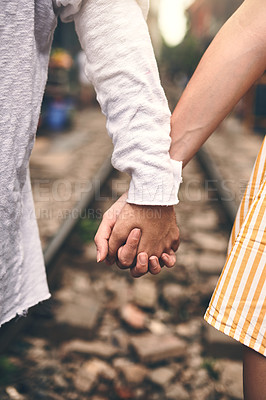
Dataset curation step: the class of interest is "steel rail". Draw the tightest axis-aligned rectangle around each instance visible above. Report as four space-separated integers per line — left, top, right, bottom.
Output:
197 146 238 227
0 156 113 353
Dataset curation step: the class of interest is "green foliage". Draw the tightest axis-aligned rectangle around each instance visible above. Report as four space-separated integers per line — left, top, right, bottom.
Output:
161 33 204 78
201 358 219 380
78 217 100 243
0 356 19 385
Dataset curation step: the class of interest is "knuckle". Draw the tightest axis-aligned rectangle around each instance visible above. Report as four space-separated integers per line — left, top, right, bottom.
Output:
103 210 111 219
117 260 129 270
130 268 141 278
108 243 115 256
136 264 147 275
150 267 161 275
110 230 119 243
172 238 179 250
128 239 138 249
119 257 131 267
102 211 108 220
167 258 176 268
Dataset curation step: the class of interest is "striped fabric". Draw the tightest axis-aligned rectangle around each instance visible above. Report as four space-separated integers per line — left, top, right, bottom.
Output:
204 136 266 356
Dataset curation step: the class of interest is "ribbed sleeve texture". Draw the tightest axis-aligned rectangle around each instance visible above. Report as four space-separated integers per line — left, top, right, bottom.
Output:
55 0 182 205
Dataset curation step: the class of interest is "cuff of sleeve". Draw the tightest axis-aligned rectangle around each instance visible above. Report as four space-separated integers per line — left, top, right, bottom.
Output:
127 160 183 206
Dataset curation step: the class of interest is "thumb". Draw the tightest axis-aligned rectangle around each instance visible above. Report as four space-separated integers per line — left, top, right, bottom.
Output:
116 228 141 269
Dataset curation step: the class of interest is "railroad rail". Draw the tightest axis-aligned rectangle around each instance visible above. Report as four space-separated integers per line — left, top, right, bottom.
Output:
0 157 113 354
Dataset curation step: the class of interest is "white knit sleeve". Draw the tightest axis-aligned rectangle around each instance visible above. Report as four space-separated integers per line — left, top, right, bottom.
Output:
61 0 182 205
54 0 150 22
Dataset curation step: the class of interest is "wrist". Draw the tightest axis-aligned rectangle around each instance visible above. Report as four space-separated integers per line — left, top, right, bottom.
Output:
126 160 182 206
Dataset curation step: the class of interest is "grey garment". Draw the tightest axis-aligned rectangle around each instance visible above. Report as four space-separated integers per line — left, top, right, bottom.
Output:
0 0 57 325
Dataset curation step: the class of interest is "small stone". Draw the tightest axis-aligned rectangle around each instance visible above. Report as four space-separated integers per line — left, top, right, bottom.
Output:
73 358 116 394
113 357 148 384
120 303 146 330
181 368 194 385
197 253 225 275
106 278 132 307
175 318 202 340
162 283 188 308
53 374 68 389
119 362 149 385
83 359 116 381
191 384 216 400
215 360 243 400
111 329 130 352
5 387 24 400
133 279 158 309
192 368 210 389
71 272 92 294
98 313 120 340
113 357 129 369
27 345 49 362
149 367 175 387
186 342 203 359
114 385 135 399
73 366 98 393
149 394 162 400
61 339 118 359
130 333 187 364
187 355 203 370
147 319 169 336
165 383 190 400
169 362 183 376
55 294 101 332
134 388 145 399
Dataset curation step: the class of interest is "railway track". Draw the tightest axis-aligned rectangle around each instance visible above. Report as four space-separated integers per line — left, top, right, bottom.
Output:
0 141 236 352
0 116 262 400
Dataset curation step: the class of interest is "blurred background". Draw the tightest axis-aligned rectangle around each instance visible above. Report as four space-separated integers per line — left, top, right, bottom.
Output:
37 0 266 135
0 1 265 399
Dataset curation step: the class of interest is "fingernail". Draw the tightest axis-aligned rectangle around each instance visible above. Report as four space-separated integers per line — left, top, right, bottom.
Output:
97 251 101 263
149 256 158 268
161 254 168 260
132 229 141 239
139 254 147 265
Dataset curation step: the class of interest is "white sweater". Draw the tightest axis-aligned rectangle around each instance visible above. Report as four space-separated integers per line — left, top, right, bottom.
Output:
0 0 182 328
55 0 182 205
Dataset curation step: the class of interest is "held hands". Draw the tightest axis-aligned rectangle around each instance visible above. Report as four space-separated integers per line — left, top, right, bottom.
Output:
94 192 180 277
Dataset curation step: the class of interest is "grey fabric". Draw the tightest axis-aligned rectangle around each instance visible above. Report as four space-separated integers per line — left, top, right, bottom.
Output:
0 0 57 326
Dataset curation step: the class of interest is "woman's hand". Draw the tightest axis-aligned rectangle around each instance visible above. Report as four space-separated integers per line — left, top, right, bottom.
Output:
94 192 179 277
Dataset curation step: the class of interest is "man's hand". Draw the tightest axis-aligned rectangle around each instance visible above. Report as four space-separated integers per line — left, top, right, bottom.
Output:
107 202 179 275
94 192 179 277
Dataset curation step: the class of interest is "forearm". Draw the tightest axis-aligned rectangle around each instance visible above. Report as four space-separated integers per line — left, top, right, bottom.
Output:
170 0 266 166
74 0 182 205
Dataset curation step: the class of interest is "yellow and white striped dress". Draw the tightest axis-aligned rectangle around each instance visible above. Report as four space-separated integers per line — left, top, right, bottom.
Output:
204 136 266 357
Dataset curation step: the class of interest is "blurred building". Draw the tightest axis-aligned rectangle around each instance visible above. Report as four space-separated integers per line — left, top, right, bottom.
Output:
187 0 243 46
